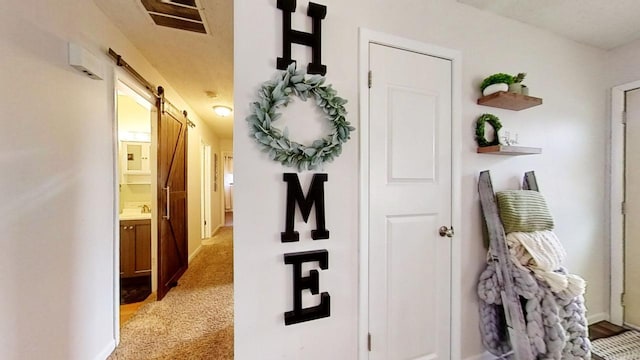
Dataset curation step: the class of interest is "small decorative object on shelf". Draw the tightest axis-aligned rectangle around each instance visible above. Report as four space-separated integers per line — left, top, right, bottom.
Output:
475 114 502 147
480 73 514 96
500 131 519 146
508 72 527 94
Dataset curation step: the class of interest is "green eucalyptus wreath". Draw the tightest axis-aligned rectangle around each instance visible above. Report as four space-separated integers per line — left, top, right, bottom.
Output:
246 63 355 171
475 113 502 147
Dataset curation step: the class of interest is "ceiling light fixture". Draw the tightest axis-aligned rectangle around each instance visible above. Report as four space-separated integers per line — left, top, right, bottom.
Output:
213 105 233 117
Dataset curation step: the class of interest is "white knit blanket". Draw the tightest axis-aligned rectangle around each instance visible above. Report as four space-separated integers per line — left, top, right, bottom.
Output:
506 230 585 296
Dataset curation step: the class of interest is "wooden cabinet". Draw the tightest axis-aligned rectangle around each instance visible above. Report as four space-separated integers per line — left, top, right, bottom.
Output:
120 219 151 278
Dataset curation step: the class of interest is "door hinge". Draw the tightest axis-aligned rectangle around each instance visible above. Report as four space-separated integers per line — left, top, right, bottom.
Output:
368 71 372 89
622 111 627 124
367 333 372 351
622 292 626 306
622 201 627 215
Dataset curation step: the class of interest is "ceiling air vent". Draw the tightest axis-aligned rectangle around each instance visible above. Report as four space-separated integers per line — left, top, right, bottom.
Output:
141 0 206 34
160 0 197 9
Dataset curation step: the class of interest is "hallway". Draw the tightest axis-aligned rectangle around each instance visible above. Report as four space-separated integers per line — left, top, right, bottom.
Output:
109 227 234 359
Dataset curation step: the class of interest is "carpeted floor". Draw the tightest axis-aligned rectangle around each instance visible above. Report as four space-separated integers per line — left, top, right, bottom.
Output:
109 226 234 360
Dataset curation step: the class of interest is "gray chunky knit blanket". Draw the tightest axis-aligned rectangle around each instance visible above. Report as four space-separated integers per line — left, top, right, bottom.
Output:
477 261 591 359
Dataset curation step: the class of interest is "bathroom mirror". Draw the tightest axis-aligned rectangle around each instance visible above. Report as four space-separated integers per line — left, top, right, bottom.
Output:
126 143 143 171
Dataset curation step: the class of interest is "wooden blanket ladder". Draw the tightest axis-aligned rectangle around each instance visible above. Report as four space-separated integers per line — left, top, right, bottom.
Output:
478 170 539 360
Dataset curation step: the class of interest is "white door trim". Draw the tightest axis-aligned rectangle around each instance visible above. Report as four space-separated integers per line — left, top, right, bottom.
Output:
610 79 640 325
221 151 233 222
358 28 462 360
112 70 158 346
201 141 212 239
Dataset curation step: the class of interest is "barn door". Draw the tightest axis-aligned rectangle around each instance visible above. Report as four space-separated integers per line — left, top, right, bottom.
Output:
157 91 188 301
368 43 453 359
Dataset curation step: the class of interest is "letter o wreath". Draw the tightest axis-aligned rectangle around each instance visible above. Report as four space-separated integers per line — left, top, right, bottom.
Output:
475 113 502 147
246 63 355 171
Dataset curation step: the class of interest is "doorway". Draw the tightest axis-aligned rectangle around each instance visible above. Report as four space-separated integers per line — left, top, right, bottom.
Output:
114 78 158 328
223 152 234 226
358 30 462 360
610 80 640 327
110 78 234 359
622 87 640 329
201 142 212 239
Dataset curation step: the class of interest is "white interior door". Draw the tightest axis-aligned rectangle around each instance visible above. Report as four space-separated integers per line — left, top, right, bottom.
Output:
625 88 640 328
368 43 452 359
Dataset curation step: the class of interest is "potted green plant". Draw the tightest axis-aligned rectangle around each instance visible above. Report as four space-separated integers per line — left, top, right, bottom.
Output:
508 72 527 94
480 73 514 96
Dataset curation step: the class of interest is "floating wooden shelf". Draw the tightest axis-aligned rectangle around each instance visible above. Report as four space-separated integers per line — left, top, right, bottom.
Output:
477 91 542 111
477 145 542 155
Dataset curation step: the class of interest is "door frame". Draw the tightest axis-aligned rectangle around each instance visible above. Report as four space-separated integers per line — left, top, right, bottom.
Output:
201 141 212 238
222 151 233 216
111 71 159 344
357 28 462 360
610 80 640 325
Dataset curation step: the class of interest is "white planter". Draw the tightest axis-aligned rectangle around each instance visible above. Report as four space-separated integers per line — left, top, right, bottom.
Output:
508 83 522 94
482 83 509 96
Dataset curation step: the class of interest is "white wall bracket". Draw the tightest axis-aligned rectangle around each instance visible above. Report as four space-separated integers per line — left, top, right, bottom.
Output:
68 42 104 80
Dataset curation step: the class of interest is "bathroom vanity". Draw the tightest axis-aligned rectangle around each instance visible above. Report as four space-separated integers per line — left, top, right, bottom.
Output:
120 219 151 278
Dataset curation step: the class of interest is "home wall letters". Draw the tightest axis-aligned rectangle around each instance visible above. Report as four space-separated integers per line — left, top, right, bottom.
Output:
272 0 334 326
276 0 327 75
284 249 330 325
282 173 331 325
281 173 329 242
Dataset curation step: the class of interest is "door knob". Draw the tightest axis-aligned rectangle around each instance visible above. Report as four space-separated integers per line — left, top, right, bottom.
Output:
439 226 454 238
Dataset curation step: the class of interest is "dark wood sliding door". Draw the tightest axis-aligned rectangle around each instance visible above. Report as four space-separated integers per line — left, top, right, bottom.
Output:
157 91 188 300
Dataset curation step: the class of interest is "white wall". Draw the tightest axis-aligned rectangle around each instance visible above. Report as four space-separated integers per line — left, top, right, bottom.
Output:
0 1 221 358
188 124 223 256
608 39 640 87
234 0 608 358
220 138 233 154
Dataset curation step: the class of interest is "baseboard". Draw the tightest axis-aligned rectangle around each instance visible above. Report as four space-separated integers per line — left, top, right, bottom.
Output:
623 322 640 331
211 224 222 236
188 244 203 264
464 351 495 360
588 312 610 324
94 339 115 360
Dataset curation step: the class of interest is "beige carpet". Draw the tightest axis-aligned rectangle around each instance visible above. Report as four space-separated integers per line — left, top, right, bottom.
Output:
109 227 234 360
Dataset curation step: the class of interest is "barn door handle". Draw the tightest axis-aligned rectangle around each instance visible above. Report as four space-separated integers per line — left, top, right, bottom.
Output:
163 186 170 220
439 226 454 238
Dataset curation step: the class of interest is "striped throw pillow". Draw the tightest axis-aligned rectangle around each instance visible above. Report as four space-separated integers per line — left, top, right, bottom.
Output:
496 190 554 234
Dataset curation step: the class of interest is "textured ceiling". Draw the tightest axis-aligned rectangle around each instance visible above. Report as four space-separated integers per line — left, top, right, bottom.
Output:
458 0 640 50
95 0 234 139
